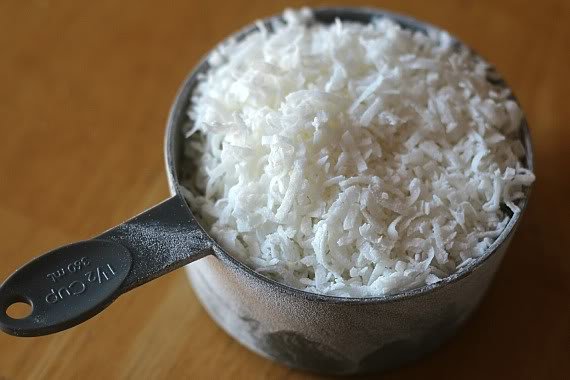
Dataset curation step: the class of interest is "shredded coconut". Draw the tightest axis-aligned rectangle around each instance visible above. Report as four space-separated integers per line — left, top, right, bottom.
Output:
182 8 535 297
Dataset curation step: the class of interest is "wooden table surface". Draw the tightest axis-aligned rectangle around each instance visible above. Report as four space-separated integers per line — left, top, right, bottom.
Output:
0 0 568 379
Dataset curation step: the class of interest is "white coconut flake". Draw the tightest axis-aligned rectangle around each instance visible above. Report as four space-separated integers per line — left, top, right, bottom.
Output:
183 8 535 297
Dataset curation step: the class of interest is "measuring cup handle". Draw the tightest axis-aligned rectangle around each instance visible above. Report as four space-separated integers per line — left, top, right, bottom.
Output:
0 192 214 337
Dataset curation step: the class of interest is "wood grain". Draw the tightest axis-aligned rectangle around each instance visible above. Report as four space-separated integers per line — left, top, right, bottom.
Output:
0 0 568 379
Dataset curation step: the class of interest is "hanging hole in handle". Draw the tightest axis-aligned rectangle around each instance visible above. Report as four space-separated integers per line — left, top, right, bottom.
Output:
5 298 33 320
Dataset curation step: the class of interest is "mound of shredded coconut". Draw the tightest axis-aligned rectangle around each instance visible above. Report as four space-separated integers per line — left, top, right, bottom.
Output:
182 8 535 297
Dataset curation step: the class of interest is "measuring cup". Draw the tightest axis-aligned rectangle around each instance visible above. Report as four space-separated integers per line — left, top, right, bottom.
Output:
0 7 534 374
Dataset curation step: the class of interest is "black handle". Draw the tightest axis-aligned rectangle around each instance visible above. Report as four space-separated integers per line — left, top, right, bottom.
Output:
0 193 214 337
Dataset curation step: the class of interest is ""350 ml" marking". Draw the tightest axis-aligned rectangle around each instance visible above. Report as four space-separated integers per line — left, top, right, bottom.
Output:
46 257 90 283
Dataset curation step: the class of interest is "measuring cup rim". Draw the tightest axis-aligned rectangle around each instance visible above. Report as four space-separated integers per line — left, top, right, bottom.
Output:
163 6 534 305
